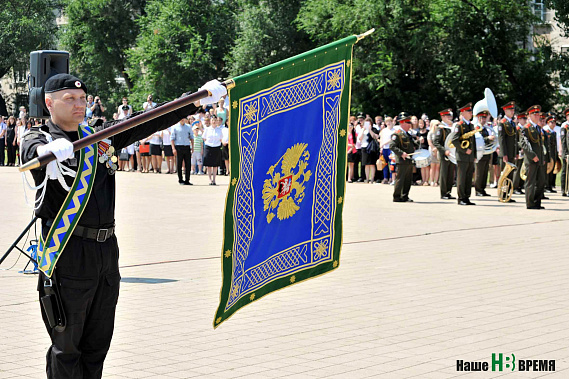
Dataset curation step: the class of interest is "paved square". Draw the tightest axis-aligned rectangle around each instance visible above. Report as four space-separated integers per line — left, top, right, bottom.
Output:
1 166 568 378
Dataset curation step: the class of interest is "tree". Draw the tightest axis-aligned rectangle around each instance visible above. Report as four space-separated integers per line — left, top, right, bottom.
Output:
126 0 234 105
59 0 145 110
0 0 58 114
297 0 561 116
226 0 315 77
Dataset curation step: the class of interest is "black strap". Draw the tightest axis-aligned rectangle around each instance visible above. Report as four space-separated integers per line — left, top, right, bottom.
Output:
45 220 115 242
73 225 115 242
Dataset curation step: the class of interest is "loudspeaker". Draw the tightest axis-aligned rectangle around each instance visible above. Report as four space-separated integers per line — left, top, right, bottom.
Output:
28 50 69 118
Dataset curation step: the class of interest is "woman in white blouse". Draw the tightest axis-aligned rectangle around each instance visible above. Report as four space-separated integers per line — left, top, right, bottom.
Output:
202 115 223 185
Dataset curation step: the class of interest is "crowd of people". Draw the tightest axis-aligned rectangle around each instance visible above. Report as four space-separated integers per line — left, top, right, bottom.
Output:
345 111 547 188
0 96 231 186
4 95 568 203
0 107 42 167
361 101 569 208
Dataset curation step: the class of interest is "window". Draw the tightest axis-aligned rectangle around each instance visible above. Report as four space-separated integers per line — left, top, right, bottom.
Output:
531 1 545 22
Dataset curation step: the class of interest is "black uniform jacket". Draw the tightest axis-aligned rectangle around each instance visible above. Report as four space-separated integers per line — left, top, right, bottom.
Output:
519 123 544 165
561 124 568 157
21 103 197 228
497 118 517 160
432 123 452 160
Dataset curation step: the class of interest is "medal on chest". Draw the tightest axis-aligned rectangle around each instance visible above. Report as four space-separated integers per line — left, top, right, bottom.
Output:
98 139 118 175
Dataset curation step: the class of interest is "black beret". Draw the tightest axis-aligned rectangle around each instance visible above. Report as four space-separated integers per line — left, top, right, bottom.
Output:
44 74 88 94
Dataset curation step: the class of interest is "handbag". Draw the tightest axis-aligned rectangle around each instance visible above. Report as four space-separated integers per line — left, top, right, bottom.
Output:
376 155 387 171
366 137 380 154
139 143 150 154
119 150 129 161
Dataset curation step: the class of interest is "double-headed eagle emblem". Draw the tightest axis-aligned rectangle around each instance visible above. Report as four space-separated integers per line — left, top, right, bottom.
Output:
262 143 312 224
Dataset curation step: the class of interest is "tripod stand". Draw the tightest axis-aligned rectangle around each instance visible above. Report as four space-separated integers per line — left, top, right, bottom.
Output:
0 216 39 269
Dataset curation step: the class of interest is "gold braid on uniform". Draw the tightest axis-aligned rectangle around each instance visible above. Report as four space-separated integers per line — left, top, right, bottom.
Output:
527 126 540 144
398 134 409 148
504 121 515 136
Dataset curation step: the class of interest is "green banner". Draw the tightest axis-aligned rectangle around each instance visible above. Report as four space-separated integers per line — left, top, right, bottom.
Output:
215 35 357 328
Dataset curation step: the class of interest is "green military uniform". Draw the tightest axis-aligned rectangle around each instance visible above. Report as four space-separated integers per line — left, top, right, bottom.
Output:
541 123 551 197
519 120 545 209
545 123 558 192
561 121 569 195
474 125 492 196
390 125 418 202
433 109 455 199
452 119 477 204
497 116 517 178
513 119 526 194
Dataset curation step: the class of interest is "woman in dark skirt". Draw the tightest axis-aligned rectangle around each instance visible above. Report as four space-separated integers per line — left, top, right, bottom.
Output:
202 115 223 185
161 127 175 174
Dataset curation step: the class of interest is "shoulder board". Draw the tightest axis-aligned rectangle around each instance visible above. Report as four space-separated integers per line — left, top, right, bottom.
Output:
524 124 530 129
501 118 507 123
458 121 464 125
395 130 401 134
516 125 521 130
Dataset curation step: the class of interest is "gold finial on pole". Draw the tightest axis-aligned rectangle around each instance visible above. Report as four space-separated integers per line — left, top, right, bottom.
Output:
356 28 375 43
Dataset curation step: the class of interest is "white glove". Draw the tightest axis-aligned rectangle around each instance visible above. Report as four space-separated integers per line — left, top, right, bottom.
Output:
37 138 75 163
199 80 227 106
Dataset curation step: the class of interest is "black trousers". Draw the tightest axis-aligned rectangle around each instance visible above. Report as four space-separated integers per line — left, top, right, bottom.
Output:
6 136 16 164
525 161 544 208
439 156 455 197
0 138 4 165
561 158 568 194
513 158 524 190
393 164 412 200
353 149 362 180
548 171 556 189
475 154 491 193
175 145 191 183
39 232 120 379
457 160 475 201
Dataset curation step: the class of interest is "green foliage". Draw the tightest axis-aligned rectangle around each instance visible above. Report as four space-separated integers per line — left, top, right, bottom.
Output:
29 0 566 118
0 0 58 78
126 0 233 106
298 0 562 117
59 0 144 114
226 0 315 77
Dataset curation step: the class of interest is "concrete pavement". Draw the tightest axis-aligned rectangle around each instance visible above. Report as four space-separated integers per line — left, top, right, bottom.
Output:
1 166 568 378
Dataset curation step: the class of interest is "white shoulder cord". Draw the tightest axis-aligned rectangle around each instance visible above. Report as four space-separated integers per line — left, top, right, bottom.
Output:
21 131 77 210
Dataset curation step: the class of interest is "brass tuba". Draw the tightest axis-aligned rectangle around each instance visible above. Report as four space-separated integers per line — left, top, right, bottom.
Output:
460 88 498 149
546 158 554 174
498 162 517 203
520 161 527 181
554 157 562 174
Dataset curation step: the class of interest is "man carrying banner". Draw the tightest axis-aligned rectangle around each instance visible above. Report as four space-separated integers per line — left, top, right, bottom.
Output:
390 112 418 202
20 73 226 379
